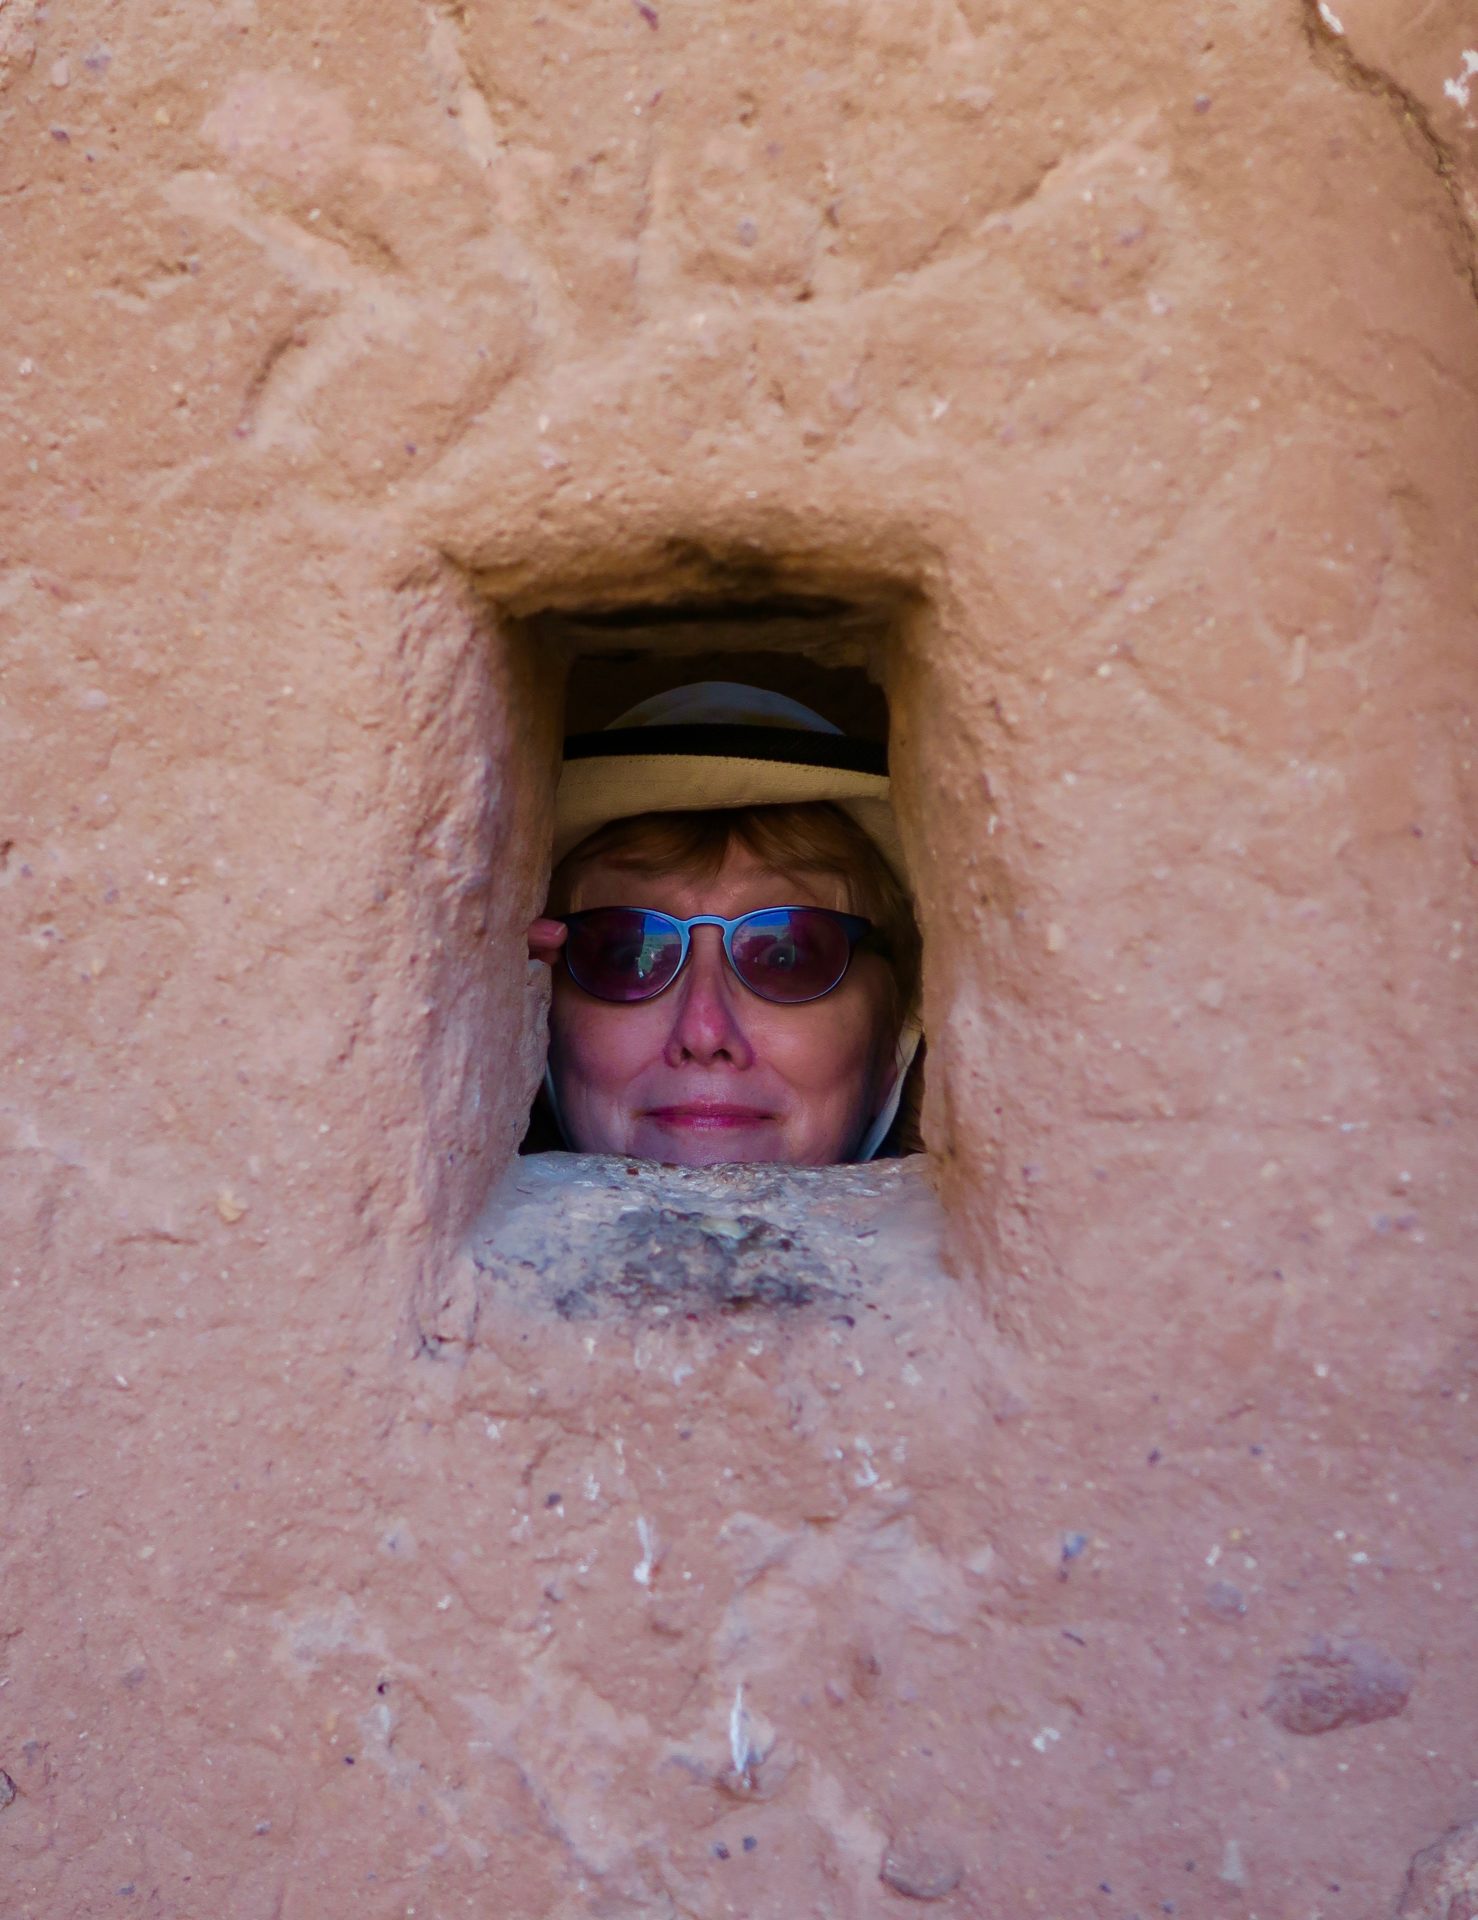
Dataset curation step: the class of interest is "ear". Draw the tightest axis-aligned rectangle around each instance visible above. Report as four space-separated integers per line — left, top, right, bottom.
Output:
527 917 568 967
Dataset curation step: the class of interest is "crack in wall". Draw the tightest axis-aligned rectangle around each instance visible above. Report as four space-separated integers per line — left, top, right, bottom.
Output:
1299 0 1478 308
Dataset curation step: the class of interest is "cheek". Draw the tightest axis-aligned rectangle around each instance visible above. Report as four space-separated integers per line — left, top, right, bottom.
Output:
760 991 885 1095
550 985 660 1095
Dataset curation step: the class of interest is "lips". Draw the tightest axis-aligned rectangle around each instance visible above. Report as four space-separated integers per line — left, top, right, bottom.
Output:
643 1104 776 1129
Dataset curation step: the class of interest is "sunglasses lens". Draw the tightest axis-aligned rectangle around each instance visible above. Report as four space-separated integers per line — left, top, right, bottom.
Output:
565 909 683 1001
729 908 855 1003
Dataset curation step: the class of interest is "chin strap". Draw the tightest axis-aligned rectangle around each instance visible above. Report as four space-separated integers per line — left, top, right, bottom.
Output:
542 1062 567 1145
854 1017 923 1163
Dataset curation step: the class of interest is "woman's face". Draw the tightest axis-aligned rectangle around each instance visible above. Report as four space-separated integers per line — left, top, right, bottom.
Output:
543 846 898 1167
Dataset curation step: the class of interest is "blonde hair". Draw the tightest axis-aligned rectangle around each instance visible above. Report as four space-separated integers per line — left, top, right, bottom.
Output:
548 802 921 1023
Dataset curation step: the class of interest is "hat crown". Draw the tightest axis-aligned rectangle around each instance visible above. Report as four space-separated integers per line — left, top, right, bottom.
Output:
605 681 843 736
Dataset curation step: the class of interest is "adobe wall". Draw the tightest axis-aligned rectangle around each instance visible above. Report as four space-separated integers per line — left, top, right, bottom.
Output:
2 0 1476 1913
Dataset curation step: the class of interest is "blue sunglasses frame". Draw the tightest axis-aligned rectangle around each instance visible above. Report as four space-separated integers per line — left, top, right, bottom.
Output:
557 904 875 1005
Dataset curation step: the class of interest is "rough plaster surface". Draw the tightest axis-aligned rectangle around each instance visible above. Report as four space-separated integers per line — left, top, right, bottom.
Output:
2 0 1477 1912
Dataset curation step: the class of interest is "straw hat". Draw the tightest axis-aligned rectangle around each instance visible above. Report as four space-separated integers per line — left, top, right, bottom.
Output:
553 681 909 890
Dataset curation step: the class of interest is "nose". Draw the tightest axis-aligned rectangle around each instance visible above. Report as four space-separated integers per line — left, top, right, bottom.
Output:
663 927 756 1069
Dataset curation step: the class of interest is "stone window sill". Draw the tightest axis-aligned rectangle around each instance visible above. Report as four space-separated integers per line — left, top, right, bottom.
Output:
466 1152 943 1322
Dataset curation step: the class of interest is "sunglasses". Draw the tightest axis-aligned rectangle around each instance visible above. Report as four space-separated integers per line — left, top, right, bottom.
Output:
556 905 875 1005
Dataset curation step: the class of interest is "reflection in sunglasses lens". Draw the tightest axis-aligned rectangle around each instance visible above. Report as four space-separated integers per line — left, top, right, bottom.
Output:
732 908 849 1002
570 909 682 1001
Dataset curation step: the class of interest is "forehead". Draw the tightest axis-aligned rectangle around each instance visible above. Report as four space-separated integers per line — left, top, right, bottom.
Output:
567 843 850 916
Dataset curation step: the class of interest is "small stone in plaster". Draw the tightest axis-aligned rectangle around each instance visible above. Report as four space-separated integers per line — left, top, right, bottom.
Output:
1395 1818 1478 1916
633 1514 656 1585
1265 1637 1411 1734
880 1838 963 1901
1443 50 1478 111
729 1683 754 1784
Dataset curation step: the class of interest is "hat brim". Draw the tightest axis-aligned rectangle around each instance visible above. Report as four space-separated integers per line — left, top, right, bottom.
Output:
553 752 908 889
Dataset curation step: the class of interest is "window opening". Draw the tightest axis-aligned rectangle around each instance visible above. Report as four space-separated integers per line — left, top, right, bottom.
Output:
513 585 922 1167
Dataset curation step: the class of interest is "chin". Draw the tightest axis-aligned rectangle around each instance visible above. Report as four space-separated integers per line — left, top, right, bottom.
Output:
626 1120 799 1168
662 1142 801 1169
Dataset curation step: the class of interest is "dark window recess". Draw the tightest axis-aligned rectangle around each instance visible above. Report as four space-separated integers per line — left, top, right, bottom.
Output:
514 585 918 1159
537 593 892 741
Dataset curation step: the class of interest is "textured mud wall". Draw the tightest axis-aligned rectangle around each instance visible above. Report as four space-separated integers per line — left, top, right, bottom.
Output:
3 0 1477 1913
